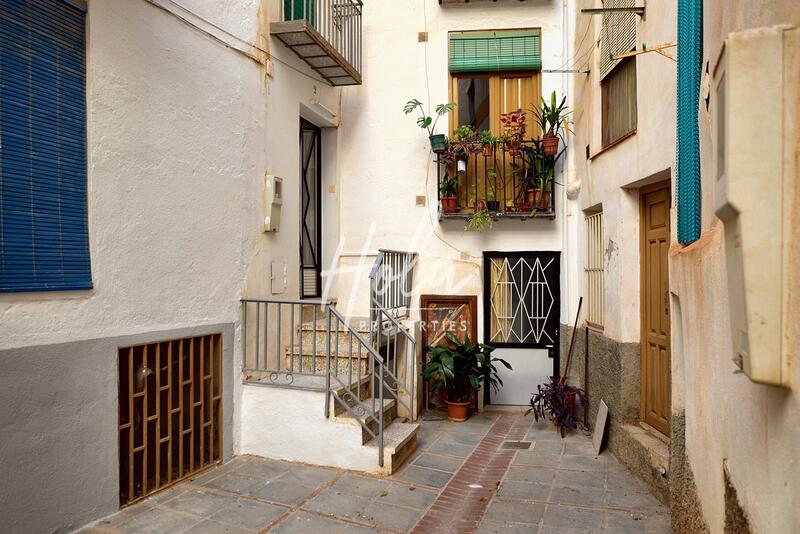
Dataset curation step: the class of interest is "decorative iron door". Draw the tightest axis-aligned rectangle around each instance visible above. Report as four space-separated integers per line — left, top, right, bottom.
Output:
483 251 561 356
300 119 322 298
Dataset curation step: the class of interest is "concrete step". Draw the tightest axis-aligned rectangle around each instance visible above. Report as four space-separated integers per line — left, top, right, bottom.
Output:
331 398 398 445
283 346 370 376
365 421 419 475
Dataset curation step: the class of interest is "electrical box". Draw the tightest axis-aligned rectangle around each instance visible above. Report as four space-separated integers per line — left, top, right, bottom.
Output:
263 174 283 232
713 25 798 387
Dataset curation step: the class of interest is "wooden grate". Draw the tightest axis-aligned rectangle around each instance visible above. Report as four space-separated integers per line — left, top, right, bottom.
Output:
118 334 223 506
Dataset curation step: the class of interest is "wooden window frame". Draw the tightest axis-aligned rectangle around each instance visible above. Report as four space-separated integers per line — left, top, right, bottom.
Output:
601 56 638 148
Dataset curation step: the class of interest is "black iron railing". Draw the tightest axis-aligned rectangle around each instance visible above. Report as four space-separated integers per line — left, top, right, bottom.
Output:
283 0 362 76
436 140 556 219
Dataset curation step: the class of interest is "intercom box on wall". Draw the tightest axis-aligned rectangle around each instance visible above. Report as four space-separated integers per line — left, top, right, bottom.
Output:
713 25 798 387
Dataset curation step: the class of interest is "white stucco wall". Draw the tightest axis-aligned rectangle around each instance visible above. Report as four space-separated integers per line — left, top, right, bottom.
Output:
336 0 569 345
239 385 382 473
0 0 342 530
566 0 677 344
669 3 800 532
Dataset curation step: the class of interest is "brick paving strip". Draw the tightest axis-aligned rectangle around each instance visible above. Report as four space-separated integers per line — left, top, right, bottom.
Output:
412 415 532 534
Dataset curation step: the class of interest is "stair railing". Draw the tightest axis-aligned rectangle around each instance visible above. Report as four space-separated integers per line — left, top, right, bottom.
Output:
369 250 418 422
240 296 387 466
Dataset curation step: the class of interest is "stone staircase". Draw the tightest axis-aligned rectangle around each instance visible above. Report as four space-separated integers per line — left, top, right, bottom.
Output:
271 313 419 475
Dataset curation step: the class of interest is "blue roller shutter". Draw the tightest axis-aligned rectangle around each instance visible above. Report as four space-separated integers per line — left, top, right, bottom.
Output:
0 0 91 292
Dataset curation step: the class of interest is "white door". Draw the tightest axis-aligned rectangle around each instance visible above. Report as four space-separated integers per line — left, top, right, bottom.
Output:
492 348 552 405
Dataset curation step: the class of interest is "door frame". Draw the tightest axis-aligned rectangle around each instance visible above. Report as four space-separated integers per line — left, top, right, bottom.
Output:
299 118 322 299
638 180 672 435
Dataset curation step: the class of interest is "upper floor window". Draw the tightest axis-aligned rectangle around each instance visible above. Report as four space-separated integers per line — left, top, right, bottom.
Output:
601 57 638 147
0 0 91 292
449 29 542 137
599 0 638 147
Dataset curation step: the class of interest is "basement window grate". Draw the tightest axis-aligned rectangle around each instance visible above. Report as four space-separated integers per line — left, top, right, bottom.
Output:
118 334 223 506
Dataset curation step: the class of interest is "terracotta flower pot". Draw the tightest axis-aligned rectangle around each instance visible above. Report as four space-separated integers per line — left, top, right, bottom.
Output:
483 144 494 157
441 196 458 213
446 400 471 422
542 135 559 156
528 188 552 209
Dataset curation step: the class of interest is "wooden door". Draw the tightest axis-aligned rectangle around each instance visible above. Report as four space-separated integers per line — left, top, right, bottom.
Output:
640 184 671 435
420 295 478 410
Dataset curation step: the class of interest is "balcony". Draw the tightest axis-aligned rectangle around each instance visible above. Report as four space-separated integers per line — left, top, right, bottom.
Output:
436 140 556 222
271 0 362 86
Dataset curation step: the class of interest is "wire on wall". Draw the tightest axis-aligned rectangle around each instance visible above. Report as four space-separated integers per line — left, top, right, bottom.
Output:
140 0 331 86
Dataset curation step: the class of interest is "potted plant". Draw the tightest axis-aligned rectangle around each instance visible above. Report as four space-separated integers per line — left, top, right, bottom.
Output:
465 206 493 231
527 376 588 438
479 130 497 157
404 99 455 152
533 91 571 157
439 173 459 214
423 333 511 422
486 171 500 212
453 125 476 174
500 109 527 157
522 143 554 211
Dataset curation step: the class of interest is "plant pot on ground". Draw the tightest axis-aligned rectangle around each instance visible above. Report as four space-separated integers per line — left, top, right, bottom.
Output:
527 376 587 438
423 333 511 422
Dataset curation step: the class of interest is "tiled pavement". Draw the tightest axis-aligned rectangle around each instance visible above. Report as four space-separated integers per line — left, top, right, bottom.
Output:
82 413 668 534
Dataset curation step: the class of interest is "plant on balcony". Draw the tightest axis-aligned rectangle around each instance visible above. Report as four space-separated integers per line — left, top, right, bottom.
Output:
486 171 500 212
479 130 497 157
404 99 455 152
439 172 459 214
522 145 553 210
423 333 511 422
527 376 588 438
500 109 527 157
465 207 493 231
533 91 572 156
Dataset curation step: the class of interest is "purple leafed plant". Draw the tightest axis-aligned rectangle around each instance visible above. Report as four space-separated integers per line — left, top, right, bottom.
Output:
527 376 588 438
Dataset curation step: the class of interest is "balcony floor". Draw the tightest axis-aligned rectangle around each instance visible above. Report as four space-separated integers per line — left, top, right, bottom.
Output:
271 20 361 86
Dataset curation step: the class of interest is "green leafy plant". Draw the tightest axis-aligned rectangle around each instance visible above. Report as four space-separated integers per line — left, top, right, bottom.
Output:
453 124 476 141
439 172 459 198
403 99 455 137
465 208 493 231
423 333 511 403
479 130 497 147
533 91 572 138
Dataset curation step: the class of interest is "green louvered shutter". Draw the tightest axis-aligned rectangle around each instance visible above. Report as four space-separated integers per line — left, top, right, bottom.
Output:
449 31 541 73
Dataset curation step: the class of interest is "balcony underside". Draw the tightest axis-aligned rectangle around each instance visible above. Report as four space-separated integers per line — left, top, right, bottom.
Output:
270 20 362 86
440 210 556 221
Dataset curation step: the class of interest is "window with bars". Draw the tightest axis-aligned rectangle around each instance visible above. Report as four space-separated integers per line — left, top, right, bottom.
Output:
585 212 604 328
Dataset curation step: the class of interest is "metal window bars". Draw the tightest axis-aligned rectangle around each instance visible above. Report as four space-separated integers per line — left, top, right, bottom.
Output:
585 212 604 328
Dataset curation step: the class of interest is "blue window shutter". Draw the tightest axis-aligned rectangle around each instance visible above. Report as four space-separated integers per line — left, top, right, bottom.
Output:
0 0 92 292
676 0 702 244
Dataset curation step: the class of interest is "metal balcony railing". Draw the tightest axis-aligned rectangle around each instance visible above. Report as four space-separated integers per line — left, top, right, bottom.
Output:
436 140 557 220
271 0 363 85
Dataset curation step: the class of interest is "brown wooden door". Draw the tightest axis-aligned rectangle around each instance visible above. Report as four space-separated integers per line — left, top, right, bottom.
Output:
640 184 671 435
420 295 478 410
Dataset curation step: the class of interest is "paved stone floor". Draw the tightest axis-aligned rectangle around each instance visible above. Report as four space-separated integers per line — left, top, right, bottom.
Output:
82 413 668 533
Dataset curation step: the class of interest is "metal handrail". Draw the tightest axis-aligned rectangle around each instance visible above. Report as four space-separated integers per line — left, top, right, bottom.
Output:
240 296 387 466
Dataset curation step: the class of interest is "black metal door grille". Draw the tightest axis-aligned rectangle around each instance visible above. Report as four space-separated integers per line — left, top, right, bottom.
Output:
300 119 322 298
